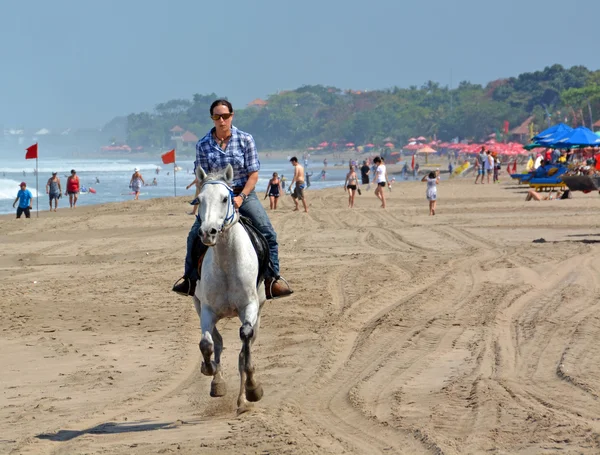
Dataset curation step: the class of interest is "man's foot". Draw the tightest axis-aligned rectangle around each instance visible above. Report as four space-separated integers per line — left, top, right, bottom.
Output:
172 277 196 296
265 277 293 299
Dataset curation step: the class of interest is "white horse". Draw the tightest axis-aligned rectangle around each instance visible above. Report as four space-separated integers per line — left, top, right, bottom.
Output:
193 164 266 413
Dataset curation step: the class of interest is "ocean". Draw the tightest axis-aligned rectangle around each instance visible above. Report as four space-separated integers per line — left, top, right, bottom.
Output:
0 154 352 215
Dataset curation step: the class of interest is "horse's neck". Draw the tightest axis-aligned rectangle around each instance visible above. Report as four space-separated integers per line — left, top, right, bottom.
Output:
211 223 250 266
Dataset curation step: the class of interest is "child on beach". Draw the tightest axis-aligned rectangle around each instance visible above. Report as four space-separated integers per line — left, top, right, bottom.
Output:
422 171 440 215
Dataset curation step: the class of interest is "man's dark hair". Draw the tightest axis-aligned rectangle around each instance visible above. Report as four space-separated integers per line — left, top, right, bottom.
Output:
210 99 233 115
290 157 298 163
373 156 382 164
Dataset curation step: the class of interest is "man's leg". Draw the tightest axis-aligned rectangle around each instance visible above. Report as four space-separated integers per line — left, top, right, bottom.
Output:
16 207 22 219
240 191 292 298
24 208 31 218
173 217 205 296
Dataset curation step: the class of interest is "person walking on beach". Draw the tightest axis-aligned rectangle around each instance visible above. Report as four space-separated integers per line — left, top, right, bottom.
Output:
360 161 371 190
493 155 501 183
129 168 145 200
65 169 80 208
172 99 293 299
422 170 440 215
13 182 33 219
290 156 308 213
45 171 62 211
373 156 388 209
264 172 282 210
344 164 360 208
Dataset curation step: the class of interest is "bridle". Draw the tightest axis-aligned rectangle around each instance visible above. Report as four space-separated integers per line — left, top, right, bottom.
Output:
196 180 239 233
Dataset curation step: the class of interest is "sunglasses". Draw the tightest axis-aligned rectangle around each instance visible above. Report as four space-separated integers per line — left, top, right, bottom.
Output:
211 113 233 121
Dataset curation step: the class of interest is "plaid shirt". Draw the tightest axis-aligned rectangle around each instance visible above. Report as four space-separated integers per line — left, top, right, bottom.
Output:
194 126 260 188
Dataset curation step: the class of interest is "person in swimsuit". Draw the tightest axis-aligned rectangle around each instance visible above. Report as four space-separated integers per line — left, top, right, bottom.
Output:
265 172 283 210
289 156 308 213
65 169 80 208
46 171 62 211
129 168 145 200
344 164 360 208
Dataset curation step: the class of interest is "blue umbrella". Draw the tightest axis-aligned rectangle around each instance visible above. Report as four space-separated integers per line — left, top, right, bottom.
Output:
553 127 600 148
532 123 573 142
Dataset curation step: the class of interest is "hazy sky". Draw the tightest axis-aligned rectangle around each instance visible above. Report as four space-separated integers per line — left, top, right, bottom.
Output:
2 0 598 129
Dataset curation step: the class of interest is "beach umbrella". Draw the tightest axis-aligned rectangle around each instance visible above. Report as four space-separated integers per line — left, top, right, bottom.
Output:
319 141 329 147
365 143 375 147
384 142 394 148
404 143 420 150
345 142 355 147
417 145 437 163
554 127 600 148
532 123 572 142
417 136 427 142
409 137 416 142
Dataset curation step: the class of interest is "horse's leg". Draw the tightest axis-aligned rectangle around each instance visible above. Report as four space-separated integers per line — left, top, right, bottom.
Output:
238 304 264 404
209 325 227 397
199 303 217 377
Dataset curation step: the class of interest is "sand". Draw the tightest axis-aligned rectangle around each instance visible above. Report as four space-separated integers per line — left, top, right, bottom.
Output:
3 178 600 454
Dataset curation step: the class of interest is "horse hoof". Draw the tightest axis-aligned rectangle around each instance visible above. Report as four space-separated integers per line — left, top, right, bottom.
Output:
245 383 263 402
200 361 215 376
210 380 227 397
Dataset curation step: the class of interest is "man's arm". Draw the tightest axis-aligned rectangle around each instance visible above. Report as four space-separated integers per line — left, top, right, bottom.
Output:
46 179 50 193
241 171 258 197
13 195 19 207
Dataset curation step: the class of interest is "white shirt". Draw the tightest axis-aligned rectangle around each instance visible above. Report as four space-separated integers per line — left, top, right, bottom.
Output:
376 164 387 183
485 155 494 170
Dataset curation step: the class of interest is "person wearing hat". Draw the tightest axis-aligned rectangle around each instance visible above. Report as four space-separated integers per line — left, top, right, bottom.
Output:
13 182 33 219
66 169 80 208
129 168 145 200
46 171 62 211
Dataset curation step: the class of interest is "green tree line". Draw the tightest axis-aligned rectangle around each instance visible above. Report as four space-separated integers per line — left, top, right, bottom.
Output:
106 64 600 150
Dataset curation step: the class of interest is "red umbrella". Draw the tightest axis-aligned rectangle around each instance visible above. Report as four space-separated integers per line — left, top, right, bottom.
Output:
408 137 416 142
319 141 328 147
404 143 420 150
365 143 375 147
345 142 355 147
384 142 394 148
417 136 427 141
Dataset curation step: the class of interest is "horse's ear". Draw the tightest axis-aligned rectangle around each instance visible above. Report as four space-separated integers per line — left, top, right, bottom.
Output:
196 166 207 183
223 164 234 184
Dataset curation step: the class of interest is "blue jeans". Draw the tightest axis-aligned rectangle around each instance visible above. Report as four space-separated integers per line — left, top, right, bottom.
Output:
184 190 280 280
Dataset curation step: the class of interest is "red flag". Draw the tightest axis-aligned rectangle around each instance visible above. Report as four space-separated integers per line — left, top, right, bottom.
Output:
25 143 38 160
503 121 510 134
411 154 415 170
161 149 175 164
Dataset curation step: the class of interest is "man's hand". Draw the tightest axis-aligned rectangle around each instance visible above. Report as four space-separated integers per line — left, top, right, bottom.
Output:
233 195 244 209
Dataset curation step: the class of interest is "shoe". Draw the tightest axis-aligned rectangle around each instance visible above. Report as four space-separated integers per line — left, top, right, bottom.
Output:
172 277 196 296
265 277 293 299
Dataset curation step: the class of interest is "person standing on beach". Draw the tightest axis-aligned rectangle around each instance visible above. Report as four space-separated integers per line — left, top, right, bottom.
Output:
130 168 145 200
422 171 440 215
290 157 308 213
373 156 388 209
264 172 282 210
13 182 33 219
475 147 485 184
45 171 62 211
66 169 80 208
344 164 360 208
172 99 293 299
485 151 494 184
360 161 371 190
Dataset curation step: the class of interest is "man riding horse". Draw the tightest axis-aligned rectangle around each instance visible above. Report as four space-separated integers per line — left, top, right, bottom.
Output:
173 99 293 299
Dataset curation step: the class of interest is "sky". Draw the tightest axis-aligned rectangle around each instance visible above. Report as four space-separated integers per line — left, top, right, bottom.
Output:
1 0 598 129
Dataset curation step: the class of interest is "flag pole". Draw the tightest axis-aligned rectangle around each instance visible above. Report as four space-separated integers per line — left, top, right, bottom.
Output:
173 161 177 197
35 155 39 218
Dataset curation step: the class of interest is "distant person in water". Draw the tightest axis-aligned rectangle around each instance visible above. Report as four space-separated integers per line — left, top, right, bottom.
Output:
46 171 62 212
130 168 145 200
265 172 282 210
95 177 100 184
306 170 313 188
66 169 80 208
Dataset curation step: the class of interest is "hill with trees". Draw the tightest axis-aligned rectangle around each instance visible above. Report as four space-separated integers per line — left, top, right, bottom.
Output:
109 65 600 151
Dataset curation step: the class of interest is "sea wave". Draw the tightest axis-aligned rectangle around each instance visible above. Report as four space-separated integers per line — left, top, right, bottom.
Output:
0 178 39 199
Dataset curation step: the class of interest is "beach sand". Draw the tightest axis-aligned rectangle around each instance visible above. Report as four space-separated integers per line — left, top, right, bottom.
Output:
3 178 600 454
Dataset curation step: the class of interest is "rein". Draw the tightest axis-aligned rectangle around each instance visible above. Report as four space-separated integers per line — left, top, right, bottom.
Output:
197 180 238 233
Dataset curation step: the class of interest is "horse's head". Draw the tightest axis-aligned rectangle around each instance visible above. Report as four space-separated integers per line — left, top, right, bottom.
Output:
196 164 236 246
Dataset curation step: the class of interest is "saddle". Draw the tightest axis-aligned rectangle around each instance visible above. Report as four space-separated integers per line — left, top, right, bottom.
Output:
192 216 270 286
